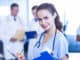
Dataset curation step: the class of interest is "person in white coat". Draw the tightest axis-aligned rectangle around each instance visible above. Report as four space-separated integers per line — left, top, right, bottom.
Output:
28 5 43 34
0 3 25 60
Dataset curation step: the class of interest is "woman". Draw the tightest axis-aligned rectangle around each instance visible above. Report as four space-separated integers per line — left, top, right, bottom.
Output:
18 3 68 60
32 3 68 60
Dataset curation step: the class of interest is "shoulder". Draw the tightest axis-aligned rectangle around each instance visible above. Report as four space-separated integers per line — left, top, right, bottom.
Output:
55 30 68 59
56 30 68 45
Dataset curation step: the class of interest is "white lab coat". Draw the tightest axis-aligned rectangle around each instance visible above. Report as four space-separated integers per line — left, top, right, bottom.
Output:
0 15 25 60
27 18 43 34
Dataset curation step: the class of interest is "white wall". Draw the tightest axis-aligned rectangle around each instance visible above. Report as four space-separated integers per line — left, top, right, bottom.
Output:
29 0 80 35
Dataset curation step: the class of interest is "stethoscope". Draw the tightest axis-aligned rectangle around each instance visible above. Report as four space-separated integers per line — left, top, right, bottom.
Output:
34 28 57 55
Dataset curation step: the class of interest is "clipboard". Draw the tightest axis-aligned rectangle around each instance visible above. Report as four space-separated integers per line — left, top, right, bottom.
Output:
25 31 37 39
33 51 57 60
13 29 25 41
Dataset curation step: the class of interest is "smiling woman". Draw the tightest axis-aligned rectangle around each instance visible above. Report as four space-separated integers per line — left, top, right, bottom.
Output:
36 3 62 32
27 3 69 60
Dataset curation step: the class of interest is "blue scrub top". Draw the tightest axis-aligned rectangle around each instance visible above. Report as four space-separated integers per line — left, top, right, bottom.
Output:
32 30 68 60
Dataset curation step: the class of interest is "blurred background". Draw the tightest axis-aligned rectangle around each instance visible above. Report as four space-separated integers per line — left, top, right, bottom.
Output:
0 0 80 60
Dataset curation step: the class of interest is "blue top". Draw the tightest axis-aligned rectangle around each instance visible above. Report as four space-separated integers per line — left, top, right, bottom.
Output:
31 30 68 60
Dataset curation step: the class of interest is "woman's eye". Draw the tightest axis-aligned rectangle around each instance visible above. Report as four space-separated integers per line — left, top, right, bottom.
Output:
44 16 48 20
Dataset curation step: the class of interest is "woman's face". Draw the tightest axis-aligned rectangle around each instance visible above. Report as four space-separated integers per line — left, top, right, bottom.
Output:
37 9 56 31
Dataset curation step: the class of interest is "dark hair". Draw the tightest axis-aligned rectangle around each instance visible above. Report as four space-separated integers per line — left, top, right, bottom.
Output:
37 3 62 31
11 3 19 10
32 5 38 10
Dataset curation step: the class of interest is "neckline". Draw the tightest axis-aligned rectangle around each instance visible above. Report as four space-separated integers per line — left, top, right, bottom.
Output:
40 30 57 47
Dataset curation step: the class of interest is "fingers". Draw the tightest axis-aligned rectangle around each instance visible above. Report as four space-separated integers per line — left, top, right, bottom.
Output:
16 52 25 60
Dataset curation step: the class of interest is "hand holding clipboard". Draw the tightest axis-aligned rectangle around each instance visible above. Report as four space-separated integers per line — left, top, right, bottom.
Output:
10 29 25 42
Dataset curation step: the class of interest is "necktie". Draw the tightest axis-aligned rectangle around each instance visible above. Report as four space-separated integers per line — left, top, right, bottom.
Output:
14 16 16 21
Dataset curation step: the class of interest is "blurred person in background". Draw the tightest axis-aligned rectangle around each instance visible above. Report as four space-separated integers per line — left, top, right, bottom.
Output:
0 3 25 60
28 5 43 34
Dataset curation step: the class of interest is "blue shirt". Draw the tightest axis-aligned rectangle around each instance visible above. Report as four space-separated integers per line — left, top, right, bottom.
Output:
31 30 68 60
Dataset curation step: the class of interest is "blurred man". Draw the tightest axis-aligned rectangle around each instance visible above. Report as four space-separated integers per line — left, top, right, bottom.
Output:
76 25 80 41
0 3 25 60
28 5 43 34
32 5 38 20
